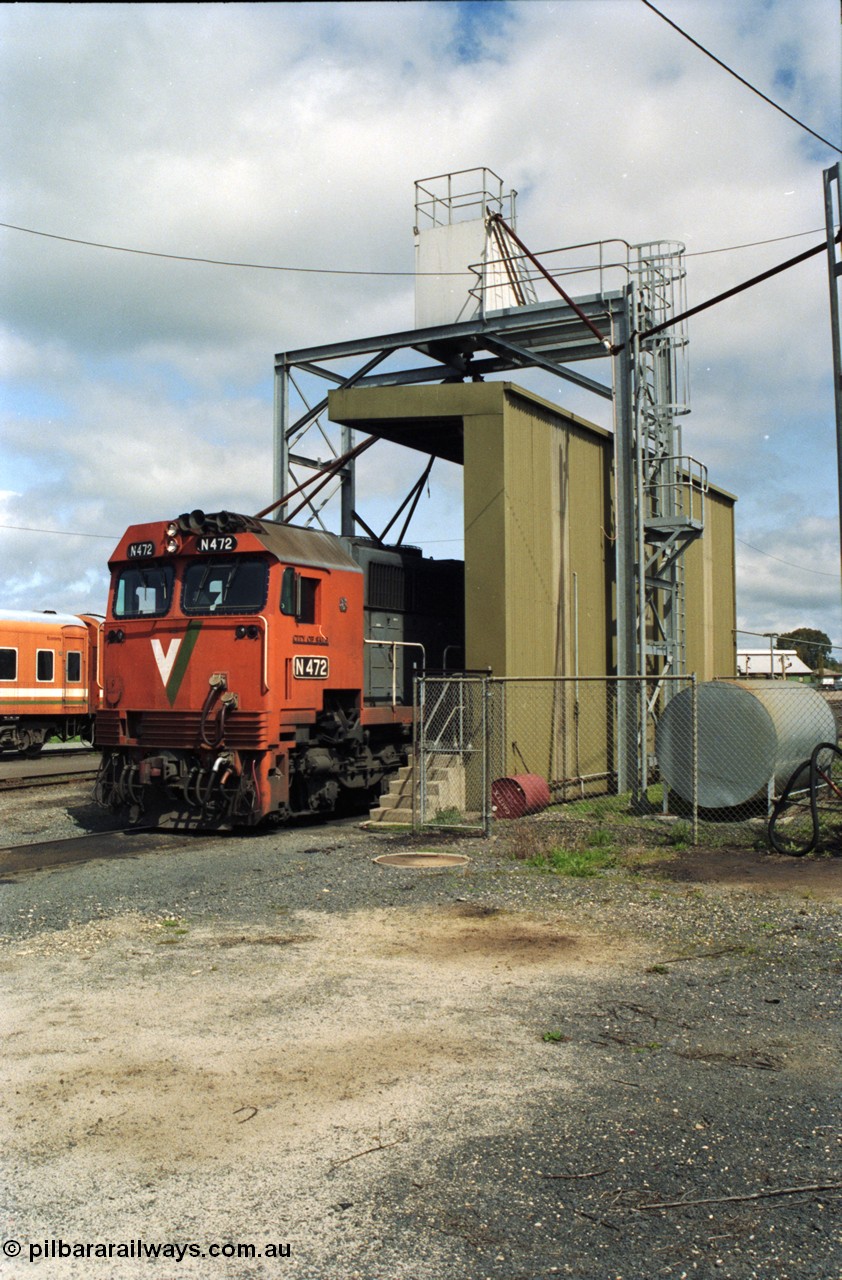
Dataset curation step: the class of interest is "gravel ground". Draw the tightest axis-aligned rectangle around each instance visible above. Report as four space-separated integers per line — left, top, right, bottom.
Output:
0 783 840 1280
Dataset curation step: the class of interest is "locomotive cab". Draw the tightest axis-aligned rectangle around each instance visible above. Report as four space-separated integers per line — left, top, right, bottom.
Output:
95 511 463 829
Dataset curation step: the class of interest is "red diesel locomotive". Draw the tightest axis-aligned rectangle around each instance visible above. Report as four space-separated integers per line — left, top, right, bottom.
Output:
95 510 463 828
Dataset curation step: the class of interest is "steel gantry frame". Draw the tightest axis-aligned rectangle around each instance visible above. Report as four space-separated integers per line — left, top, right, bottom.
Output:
272 222 704 800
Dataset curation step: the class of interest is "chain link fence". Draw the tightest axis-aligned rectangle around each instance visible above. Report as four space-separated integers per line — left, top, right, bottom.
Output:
413 673 841 850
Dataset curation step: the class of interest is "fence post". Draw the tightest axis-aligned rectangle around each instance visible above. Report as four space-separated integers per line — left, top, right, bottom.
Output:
417 676 426 829
483 676 493 836
413 675 422 830
691 673 698 844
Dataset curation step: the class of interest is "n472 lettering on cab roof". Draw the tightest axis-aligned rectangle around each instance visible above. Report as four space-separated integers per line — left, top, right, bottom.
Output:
196 535 237 553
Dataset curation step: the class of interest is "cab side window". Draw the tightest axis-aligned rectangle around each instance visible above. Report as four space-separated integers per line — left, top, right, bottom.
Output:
280 568 319 624
298 577 318 624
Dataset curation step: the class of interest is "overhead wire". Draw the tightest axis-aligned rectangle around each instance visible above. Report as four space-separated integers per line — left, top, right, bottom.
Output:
640 0 842 155
0 220 449 278
736 538 841 580
0 522 117 540
5 521 831 587
0 218 832 279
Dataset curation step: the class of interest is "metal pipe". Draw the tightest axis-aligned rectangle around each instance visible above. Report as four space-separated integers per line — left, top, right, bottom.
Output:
488 213 613 350
623 236 832 350
256 434 378 521
280 437 378 524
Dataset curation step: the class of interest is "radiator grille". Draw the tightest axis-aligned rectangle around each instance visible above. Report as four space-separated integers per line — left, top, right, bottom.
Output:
95 710 122 746
141 711 269 750
96 710 270 750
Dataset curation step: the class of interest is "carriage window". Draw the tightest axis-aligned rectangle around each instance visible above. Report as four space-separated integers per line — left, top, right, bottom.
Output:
280 568 318 624
182 557 268 615
0 649 16 681
114 565 174 618
66 651 82 683
36 650 54 682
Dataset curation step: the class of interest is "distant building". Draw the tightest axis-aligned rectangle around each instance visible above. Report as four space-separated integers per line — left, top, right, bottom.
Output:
737 649 812 679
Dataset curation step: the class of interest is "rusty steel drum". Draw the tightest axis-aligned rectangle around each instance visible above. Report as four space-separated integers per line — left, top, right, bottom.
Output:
491 773 551 819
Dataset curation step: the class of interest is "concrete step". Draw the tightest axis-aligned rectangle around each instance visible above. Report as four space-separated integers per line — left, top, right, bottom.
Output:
369 806 415 825
369 756 465 824
373 783 444 812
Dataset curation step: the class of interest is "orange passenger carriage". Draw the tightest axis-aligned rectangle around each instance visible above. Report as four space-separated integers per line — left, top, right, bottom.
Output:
95 510 463 829
0 609 101 756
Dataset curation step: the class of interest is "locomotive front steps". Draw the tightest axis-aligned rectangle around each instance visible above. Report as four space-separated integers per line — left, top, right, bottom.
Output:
368 755 466 825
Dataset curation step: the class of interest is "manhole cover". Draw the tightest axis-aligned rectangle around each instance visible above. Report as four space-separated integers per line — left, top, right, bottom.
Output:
373 852 470 869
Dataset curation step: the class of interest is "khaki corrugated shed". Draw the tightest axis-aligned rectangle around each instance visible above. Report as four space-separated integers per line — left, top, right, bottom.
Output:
330 381 736 684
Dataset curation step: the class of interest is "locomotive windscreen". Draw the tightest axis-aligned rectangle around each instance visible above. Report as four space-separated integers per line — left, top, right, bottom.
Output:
182 557 269 615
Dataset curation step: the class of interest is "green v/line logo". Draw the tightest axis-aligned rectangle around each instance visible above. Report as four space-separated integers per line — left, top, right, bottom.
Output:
150 621 203 706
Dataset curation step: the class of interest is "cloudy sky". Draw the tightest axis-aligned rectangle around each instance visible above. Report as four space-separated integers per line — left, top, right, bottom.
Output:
2 0 840 660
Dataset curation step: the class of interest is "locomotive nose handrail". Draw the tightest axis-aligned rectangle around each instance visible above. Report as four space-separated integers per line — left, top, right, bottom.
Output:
364 639 426 708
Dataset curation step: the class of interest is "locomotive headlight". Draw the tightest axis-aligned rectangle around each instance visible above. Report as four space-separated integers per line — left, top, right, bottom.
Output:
166 522 178 537
166 538 179 554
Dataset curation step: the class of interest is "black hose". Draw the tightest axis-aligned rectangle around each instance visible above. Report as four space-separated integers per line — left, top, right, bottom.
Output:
768 742 842 856
200 684 223 748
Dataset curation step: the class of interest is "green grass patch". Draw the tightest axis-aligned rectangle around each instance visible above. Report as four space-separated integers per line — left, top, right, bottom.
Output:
666 820 692 849
557 784 665 823
530 838 617 878
433 808 469 825
156 917 190 944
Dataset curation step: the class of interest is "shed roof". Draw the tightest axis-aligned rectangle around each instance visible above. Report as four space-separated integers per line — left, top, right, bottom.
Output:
328 382 608 465
328 382 737 503
736 649 813 676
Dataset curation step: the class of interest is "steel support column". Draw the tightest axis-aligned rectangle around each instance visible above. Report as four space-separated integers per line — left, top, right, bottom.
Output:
824 163 842 598
611 294 638 795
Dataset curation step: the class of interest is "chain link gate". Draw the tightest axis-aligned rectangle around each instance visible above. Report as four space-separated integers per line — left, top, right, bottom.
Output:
414 675 490 832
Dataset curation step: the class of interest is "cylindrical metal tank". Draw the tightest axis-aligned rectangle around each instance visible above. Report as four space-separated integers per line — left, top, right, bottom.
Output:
655 681 837 809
